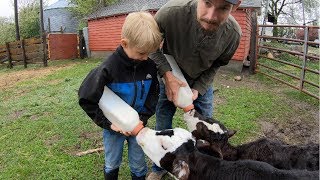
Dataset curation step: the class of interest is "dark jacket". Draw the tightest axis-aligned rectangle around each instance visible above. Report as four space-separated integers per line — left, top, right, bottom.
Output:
78 46 159 130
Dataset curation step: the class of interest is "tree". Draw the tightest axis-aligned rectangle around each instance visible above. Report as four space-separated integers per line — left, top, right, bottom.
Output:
0 0 42 44
68 0 118 29
262 0 319 37
0 17 15 45
281 0 319 25
18 1 40 39
264 0 298 37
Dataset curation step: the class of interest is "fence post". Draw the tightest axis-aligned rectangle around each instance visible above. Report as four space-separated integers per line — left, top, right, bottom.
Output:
42 33 48 67
21 39 27 68
5 42 13 68
299 26 309 91
249 11 258 74
78 30 86 59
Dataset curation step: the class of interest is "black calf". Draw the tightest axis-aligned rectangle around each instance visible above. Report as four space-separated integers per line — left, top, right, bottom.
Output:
195 122 319 171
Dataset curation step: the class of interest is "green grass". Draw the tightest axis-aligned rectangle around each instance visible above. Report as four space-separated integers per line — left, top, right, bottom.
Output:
0 58 318 179
214 86 277 144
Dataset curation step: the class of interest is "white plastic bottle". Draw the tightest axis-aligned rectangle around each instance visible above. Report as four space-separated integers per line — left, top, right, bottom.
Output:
98 86 144 135
163 54 194 112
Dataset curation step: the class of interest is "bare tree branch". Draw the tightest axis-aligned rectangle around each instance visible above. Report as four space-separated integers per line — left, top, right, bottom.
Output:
277 0 287 16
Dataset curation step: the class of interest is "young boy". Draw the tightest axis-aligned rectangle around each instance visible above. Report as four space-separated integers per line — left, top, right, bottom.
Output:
78 12 162 180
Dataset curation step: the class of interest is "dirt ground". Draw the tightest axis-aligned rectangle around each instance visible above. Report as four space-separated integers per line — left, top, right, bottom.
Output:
0 64 318 146
0 64 74 89
215 68 319 145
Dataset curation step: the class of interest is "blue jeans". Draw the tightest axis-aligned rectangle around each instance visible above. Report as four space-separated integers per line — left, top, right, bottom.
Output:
152 80 214 172
103 129 148 177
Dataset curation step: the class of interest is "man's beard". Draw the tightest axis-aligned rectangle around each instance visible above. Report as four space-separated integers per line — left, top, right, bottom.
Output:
198 18 221 33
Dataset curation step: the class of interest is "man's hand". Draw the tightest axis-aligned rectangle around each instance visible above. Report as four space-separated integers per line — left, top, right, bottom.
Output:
111 124 132 136
191 89 199 100
163 71 187 106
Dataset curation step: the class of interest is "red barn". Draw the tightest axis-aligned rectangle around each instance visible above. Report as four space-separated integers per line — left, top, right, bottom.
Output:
87 0 261 64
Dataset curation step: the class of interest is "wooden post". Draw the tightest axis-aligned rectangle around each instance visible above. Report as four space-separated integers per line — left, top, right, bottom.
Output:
21 39 27 68
78 30 85 59
42 34 48 67
299 26 309 91
5 42 12 68
249 11 258 74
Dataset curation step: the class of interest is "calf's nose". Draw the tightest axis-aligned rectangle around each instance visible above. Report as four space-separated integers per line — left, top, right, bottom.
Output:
136 127 149 143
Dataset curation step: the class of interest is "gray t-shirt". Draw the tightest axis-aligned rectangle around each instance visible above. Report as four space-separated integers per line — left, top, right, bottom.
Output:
150 0 242 95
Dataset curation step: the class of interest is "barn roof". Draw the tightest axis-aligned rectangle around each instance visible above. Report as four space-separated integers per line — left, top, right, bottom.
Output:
88 0 262 20
240 0 262 8
45 0 75 10
88 0 168 20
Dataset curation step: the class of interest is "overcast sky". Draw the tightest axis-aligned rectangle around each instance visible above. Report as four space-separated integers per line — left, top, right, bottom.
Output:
0 0 58 18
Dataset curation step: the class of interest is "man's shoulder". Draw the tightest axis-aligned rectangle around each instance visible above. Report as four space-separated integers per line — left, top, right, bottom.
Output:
156 0 196 25
226 15 242 37
166 0 195 7
159 0 195 13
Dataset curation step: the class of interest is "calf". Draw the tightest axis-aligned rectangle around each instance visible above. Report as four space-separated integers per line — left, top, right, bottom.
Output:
183 109 235 157
183 109 235 137
136 127 319 180
194 123 319 171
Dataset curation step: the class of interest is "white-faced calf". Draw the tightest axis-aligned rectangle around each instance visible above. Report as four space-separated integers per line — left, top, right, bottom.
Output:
183 109 236 157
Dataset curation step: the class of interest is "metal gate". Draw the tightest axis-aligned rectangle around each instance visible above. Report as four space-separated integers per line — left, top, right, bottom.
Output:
254 24 319 99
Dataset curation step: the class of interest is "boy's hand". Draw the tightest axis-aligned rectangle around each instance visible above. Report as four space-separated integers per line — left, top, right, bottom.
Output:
163 71 187 106
111 124 132 136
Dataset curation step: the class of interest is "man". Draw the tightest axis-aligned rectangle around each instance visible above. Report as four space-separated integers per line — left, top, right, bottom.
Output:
148 0 242 179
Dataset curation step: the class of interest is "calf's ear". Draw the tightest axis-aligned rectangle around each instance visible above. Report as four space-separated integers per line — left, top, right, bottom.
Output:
227 130 237 138
196 139 210 148
172 160 190 180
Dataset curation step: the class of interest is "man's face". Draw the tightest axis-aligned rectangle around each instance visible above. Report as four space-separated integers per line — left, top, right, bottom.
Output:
197 0 235 32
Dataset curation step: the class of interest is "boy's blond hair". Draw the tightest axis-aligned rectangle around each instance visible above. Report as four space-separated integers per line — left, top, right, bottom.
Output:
122 11 162 53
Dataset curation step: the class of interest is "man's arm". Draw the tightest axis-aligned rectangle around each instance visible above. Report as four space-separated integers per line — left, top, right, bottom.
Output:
149 4 172 76
149 7 189 104
149 49 171 77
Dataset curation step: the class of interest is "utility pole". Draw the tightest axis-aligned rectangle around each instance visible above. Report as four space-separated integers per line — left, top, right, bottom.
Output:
14 0 20 40
40 0 48 67
302 0 306 25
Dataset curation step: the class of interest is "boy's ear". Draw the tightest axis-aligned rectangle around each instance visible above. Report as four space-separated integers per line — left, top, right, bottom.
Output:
120 39 128 48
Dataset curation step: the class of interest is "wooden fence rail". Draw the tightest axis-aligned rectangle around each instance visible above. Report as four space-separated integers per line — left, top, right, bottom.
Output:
0 37 47 68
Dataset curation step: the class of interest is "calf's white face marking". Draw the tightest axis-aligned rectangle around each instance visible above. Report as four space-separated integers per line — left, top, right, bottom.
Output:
136 127 195 168
183 109 226 134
